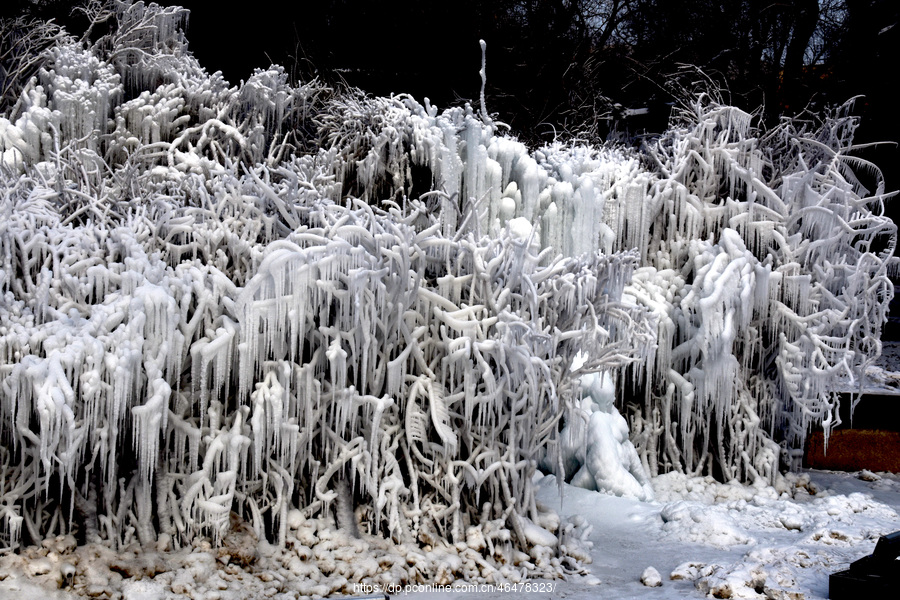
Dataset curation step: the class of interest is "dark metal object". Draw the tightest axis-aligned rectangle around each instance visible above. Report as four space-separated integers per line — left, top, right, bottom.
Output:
829 530 900 598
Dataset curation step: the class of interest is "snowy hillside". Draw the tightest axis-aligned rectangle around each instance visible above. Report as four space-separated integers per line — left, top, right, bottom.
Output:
0 0 896 594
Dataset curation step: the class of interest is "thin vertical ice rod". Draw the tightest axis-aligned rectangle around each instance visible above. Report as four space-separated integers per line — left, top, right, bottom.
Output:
479 39 490 125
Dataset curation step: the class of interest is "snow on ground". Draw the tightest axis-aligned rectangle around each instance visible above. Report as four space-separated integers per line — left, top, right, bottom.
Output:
407 470 900 600
1 469 897 600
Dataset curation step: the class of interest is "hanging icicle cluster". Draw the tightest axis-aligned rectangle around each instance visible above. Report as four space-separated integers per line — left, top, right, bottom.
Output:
619 99 896 483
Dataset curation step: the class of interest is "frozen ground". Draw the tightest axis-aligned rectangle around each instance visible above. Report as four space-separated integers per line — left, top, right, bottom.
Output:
1 469 898 600
407 470 900 600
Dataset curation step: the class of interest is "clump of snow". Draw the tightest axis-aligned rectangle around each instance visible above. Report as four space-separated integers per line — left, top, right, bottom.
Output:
857 469 881 482
640 565 662 587
670 561 706 581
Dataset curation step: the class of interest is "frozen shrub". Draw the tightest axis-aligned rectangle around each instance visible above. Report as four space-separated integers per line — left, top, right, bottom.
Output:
0 3 648 576
0 1 894 583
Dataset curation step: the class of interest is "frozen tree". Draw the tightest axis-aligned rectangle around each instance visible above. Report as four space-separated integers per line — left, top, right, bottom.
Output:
0 15 66 115
619 99 896 482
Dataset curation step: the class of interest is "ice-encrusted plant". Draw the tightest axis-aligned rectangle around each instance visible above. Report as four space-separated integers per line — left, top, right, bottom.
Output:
617 99 896 483
0 0 894 585
0 2 650 579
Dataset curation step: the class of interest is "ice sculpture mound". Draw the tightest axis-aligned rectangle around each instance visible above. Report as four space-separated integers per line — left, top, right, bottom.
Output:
0 0 895 592
553 371 655 501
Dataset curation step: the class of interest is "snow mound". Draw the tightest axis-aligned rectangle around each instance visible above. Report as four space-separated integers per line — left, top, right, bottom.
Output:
640 565 662 587
659 474 899 599
547 371 654 500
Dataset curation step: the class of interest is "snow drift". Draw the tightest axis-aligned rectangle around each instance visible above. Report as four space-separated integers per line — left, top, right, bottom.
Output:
0 0 895 584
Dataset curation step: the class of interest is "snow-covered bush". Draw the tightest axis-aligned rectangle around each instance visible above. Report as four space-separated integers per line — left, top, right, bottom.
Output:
0 2 649 578
619 100 896 483
0 0 894 584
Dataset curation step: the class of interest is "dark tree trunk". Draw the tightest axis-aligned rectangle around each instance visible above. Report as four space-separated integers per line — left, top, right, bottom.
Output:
780 0 819 111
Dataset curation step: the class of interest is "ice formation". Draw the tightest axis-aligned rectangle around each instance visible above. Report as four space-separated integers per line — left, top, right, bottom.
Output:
0 2 648 575
0 0 895 585
546 369 654 500
620 101 896 484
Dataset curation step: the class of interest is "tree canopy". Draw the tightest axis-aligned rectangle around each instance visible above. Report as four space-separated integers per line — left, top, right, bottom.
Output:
3 1 898 191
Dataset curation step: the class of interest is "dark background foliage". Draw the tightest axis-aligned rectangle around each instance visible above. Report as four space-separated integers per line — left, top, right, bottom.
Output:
3 1 899 194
